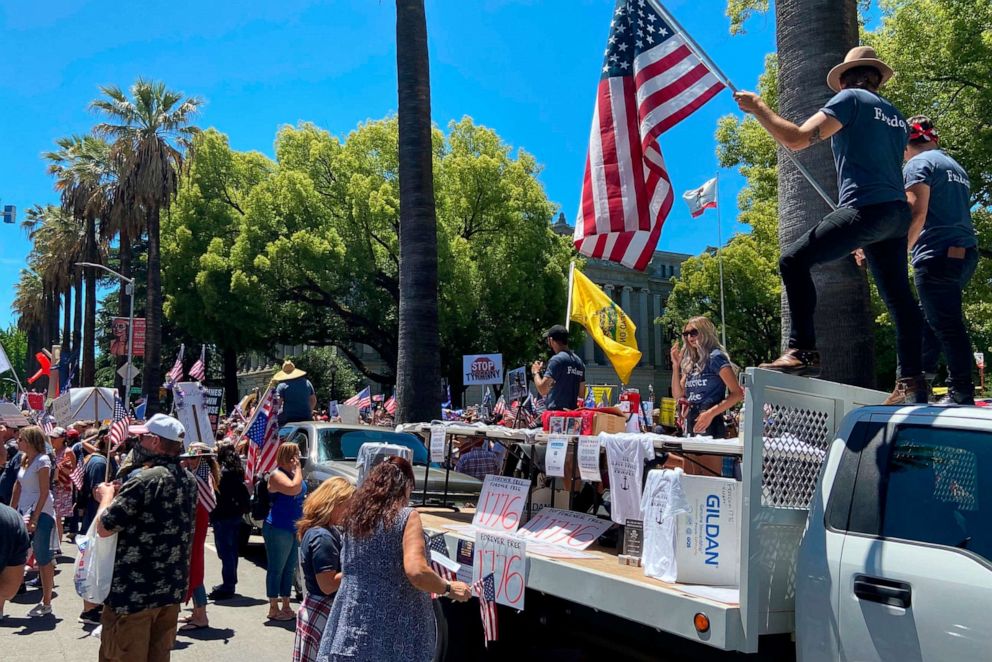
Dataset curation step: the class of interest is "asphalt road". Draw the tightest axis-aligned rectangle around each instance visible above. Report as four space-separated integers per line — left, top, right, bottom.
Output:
0 532 296 662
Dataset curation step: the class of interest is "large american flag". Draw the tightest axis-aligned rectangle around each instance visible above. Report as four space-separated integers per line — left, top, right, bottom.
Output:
574 0 725 271
473 572 498 645
189 345 206 382
344 386 371 410
166 344 185 386
427 533 456 599
107 396 131 453
244 389 282 486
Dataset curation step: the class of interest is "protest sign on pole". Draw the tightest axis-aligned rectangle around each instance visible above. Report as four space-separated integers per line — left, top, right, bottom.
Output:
173 382 214 446
203 387 225 433
474 530 526 610
507 366 527 402
429 424 446 464
517 507 613 550
472 475 530 534
577 437 602 482
462 354 503 386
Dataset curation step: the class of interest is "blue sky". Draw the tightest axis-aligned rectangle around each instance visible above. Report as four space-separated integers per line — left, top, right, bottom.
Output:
0 0 777 329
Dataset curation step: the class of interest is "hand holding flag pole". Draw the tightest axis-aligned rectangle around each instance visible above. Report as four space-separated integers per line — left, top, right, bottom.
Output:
645 0 838 212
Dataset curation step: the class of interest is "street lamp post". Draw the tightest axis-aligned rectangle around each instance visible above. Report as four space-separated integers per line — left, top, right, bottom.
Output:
76 262 135 401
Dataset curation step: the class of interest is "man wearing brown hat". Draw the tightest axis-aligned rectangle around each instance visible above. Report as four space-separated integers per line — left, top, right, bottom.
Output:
734 46 926 404
272 360 316 426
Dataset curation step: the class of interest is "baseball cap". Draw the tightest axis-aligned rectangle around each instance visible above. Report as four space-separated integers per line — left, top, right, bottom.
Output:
544 324 570 343
129 413 186 444
66 429 80 441
46 426 67 438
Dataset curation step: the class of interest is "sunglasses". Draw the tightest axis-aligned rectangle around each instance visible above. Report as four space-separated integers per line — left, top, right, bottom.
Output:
682 329 699 338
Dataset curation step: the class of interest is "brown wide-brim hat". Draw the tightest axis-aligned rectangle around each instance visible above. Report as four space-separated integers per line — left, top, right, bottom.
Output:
272 359 307 382
827 46 894 93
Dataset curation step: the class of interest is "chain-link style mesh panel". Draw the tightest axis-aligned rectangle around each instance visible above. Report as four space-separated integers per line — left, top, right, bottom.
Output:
760 402 832 509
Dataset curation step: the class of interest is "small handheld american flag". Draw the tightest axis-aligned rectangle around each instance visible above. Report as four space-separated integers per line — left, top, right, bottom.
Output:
107 396 131 453
473 572 498 646
189 345 206 382
195 469 216 512
244 389 282 486
166 344 185 386
428 533 457 599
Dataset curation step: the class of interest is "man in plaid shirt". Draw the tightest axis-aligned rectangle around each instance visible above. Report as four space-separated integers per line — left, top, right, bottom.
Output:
454 437 502 480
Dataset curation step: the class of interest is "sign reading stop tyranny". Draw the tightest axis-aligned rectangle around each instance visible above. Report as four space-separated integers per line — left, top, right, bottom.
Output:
462 353 503 385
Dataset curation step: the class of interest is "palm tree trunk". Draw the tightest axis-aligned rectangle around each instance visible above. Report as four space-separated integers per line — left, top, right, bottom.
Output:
223 345 239 415
48 288 60 351
82 214 98 386
394 0 441 424
115 224 132 396
775 0 873 387
143 206 164 414
62 284 72 357
73 272 83 385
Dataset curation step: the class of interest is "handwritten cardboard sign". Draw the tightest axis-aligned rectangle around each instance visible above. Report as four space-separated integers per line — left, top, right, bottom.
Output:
516 507 612 550
472 475 530 533
474 530 527 610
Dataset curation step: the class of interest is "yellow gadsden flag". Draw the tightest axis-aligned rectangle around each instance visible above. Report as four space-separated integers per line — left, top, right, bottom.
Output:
569 268 641 383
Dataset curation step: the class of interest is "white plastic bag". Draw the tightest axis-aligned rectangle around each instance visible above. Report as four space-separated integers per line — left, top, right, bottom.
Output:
74 513 117 604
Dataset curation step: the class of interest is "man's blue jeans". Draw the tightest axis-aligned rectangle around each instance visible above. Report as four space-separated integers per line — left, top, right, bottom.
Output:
779 200 923 377
212 516 242 592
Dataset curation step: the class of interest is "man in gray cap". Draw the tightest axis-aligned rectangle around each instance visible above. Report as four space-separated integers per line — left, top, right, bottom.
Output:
93 413 197 661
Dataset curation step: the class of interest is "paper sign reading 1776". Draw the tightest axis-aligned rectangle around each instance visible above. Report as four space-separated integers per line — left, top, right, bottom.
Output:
516 507 613 550
474 530 526 610
472 475 530 533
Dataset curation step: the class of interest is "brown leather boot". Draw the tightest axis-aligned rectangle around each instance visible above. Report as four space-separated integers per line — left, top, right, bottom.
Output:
759 349 822 377
883 374 929 405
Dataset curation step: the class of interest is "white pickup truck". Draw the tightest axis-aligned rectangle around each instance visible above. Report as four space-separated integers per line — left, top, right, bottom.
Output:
425 368 992 660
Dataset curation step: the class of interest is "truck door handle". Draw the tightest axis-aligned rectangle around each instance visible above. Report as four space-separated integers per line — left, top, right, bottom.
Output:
854 575 912 609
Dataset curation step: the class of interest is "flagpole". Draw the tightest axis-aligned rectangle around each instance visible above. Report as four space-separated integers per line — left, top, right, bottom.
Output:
645 0 838 212
565 260 575 331
715 173 728 349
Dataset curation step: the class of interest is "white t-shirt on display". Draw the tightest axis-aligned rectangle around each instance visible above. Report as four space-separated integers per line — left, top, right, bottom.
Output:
17 453 56 519
605 435 654 525
640 468 690 582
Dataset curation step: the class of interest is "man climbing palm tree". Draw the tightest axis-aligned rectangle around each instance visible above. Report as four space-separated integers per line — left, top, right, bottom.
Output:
733 46 925 405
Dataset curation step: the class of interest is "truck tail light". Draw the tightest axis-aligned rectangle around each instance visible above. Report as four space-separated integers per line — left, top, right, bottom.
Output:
693 612 710 634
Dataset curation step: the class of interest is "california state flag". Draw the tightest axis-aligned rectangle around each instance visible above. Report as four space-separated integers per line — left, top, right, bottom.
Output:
682 178 717 218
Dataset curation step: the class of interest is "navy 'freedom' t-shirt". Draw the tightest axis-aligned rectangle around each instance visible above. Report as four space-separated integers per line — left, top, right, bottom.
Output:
545 350 585 411
903 150 976 265
820 88 909 208
684 349 731 407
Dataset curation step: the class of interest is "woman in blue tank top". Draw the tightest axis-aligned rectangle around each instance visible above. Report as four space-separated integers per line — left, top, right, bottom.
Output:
263 442 308 621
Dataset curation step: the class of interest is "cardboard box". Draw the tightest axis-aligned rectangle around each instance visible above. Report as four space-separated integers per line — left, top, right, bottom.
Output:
673 475 741 586
591 412 626 435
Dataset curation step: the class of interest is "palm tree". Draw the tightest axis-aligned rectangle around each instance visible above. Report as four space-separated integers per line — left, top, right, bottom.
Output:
45 135 112 386
775 0 872 386
394 0 442 423
91 79 201 414
13 269 46 383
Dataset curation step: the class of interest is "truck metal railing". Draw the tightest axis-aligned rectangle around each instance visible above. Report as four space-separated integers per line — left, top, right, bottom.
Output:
738 368 888 653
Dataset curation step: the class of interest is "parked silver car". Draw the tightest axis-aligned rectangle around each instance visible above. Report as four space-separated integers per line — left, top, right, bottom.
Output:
243 423 483 535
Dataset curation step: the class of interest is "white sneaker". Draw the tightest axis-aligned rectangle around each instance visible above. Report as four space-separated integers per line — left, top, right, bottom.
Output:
27 603 52 617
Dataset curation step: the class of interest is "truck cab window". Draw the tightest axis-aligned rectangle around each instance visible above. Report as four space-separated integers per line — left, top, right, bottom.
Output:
881 426 990 564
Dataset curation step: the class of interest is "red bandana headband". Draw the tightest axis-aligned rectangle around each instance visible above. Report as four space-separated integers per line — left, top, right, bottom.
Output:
909 122 938 143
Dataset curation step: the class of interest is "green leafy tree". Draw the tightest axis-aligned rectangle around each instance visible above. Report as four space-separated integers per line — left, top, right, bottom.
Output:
162 129 274 407
291 348 362 404
0 325 28 397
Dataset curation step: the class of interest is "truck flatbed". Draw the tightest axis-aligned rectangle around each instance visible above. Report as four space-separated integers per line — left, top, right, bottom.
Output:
420 507 746 651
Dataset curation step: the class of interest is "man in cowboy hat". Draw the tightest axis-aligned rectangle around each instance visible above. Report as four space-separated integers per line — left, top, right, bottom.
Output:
272 360 316 426
902 115 978 405
733 46 926 404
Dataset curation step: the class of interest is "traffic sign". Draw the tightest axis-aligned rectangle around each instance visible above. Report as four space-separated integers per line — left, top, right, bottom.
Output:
117 362 140 383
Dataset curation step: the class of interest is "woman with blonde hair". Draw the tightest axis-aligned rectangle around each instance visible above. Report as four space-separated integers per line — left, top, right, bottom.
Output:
671 316 743 438
264 442 308 621
294 477 354 662
9 426 57 617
